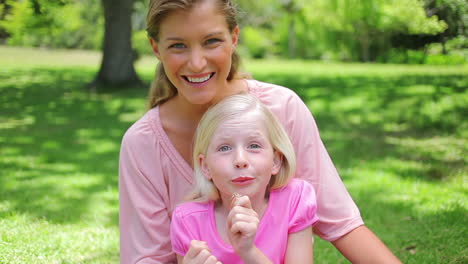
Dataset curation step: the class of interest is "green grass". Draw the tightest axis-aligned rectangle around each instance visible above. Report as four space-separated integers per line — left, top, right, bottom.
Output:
0 46 467 263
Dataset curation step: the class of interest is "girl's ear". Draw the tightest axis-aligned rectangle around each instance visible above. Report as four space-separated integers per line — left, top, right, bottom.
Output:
149 38 161 60
271 150 283 175
198 154 211 180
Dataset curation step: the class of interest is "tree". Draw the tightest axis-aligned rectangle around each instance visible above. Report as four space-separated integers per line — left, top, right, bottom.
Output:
92 0 142 88
307 0 447 62
424 0 468 54
280 0 303 58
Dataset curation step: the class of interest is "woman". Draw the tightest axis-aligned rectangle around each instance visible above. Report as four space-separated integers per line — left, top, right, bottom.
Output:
119 0 402 263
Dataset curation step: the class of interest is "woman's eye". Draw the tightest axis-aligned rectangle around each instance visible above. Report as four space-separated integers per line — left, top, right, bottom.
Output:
205 38 221 45
218 145 231 152
169 43 186 49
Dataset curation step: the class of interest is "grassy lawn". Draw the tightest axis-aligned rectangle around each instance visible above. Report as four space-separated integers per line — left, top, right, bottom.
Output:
0 46 467 263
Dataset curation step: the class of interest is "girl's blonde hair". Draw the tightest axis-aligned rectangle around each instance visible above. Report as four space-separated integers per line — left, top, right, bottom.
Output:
146 0 243 108
189 94 296 202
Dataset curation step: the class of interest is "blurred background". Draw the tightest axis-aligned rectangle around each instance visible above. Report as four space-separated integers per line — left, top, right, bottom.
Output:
0 0 466 263
0 0 466 64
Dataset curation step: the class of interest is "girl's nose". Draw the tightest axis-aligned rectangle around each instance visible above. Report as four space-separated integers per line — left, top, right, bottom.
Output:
234 150 248 169
188 48 207 72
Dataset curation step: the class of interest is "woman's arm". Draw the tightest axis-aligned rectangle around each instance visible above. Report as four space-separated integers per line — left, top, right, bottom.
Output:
119 125 175 263
258 84 401 261
332 226 401 264
284 226 314 264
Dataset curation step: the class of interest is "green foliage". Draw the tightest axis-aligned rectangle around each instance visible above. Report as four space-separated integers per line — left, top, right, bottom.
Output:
132 30 152 56
0 0 103 49
425 53 467 65
240 26 274 59
381 0 447 34
236 0 459 63
1 0 464 64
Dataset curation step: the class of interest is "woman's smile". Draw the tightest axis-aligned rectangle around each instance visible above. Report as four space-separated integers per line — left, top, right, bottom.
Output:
183 72 215 86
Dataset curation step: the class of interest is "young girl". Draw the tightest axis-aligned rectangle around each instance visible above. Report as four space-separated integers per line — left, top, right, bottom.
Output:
119 0 401 263
171 94 318 264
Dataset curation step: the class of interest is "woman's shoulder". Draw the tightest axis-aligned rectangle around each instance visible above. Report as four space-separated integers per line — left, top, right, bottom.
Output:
246 79 299 98
246 79 304 109
122 107 161 145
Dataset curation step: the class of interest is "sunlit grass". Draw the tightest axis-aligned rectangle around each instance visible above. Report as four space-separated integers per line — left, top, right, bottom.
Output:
0 46 466 263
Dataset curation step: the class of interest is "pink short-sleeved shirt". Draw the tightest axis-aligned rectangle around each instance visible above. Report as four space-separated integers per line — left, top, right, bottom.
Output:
170 179 319 264
119 80 364 263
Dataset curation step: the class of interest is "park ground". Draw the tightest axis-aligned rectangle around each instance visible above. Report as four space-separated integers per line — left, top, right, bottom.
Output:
0 46 467 263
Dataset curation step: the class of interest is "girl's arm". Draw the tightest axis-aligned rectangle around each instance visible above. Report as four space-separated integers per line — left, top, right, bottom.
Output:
228 196 272 264
332 226 402 264
284 226 314 264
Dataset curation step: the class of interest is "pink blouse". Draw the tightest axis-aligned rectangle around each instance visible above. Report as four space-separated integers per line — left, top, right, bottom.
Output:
171 179 319 264
119 79 363 263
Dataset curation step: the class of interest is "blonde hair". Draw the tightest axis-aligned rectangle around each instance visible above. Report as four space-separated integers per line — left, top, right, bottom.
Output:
146 0 243 108
188 94 296 202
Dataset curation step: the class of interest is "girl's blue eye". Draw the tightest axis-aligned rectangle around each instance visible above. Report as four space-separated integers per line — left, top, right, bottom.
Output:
218 145 231 152
249 143 261 149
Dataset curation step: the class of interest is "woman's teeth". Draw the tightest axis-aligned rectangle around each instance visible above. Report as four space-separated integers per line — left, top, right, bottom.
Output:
186 74 212 83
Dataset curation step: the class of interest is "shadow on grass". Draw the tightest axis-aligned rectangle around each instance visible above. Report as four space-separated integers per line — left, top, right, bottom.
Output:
254 72 467 181
0 67 148 226
0 65 466 263
314 185 467 264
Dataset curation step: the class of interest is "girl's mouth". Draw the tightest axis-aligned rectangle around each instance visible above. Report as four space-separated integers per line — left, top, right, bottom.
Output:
231 177 255 185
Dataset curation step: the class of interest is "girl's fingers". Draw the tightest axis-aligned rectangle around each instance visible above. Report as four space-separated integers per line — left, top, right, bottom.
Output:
185 240 208 258
228 206 258 222
230 221 258 235
227 208 258 230
231 194 253 210
184 240 222 264
229 212 259 224
203 255 220 264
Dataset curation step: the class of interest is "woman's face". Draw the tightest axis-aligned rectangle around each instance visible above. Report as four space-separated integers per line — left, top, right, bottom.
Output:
150 0 239 106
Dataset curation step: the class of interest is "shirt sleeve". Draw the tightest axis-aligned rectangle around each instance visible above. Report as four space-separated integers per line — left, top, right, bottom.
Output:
119 120 176 264
288 180 319 233
284 89 364 241
170 206 193 256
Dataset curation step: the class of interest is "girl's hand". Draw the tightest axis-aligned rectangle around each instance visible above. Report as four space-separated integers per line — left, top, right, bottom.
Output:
180 240 221 264
227 194 260 258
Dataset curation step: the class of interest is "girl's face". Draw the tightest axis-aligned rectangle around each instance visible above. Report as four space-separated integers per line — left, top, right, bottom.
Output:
150 0 239 106
199 112 282 205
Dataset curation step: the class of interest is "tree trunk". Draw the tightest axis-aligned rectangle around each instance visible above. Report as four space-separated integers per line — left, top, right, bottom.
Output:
93 0 142 88
288 16 296 58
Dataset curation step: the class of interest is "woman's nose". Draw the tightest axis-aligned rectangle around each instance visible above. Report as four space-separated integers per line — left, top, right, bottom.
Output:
234 150 248 169
188 48 207 72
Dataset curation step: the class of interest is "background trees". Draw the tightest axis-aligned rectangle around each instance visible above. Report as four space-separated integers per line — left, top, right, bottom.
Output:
93 0 141 87
0 0 465 67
